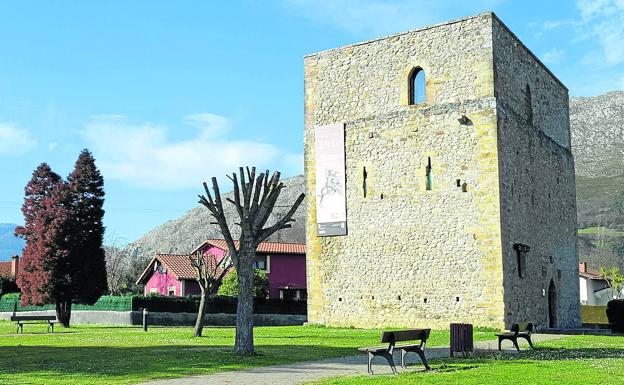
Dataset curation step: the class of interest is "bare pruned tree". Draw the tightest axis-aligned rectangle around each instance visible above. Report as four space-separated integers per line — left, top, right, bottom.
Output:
189 251 231 337
198 167 305 355
104 234 132 295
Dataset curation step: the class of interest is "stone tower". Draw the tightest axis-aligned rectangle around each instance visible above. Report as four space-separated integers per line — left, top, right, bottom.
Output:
303 12 580 330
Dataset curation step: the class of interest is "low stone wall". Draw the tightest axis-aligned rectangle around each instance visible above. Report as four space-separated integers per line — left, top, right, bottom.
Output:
0 310 307 326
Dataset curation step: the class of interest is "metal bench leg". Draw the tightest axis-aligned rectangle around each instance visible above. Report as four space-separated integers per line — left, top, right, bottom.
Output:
381 352 397 375
512 338 520 351
400 349 407 368
367 352 374 375
523 336 534 349
498 337 502 351
415 349 430 370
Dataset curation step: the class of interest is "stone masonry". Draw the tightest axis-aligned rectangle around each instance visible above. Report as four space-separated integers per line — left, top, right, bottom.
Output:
303 12 580 330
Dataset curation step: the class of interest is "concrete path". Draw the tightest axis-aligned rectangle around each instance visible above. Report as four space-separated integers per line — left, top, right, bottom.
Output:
139 334 565 385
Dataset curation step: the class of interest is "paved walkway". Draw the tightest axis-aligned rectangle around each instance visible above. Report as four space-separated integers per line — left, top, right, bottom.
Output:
139 334 565 385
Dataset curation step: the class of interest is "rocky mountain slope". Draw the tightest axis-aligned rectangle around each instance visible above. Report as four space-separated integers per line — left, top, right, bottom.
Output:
571 91 624 178
571 91 624 229
125 175 306 261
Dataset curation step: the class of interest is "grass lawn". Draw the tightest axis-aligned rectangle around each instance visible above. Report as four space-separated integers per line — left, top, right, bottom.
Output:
578 227 624 237
311 335 624 385
0 321 493 385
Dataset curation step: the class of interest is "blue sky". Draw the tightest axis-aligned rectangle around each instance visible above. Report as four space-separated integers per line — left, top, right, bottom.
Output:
0 0 622 244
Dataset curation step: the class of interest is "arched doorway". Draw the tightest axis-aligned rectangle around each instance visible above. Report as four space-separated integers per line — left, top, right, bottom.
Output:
548 280 557 328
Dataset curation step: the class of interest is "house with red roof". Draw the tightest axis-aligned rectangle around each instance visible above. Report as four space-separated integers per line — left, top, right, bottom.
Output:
136 240 306 300
0 256 19 278
579 262 614 306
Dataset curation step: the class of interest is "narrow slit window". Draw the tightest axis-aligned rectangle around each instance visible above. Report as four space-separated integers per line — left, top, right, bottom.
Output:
409 68 426 105
363 167 367 197
525 84 533 125
425 157 433 191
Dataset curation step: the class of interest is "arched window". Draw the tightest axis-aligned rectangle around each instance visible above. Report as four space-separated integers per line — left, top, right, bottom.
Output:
525 84 533 125
409 67 426 105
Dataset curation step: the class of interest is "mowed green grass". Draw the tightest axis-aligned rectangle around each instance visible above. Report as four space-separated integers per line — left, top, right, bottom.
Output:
0 321 493 385
311 335 624 385
578 226 624 237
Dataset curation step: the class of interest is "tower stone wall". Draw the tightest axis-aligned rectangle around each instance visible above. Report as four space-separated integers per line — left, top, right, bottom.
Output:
304 12 580 330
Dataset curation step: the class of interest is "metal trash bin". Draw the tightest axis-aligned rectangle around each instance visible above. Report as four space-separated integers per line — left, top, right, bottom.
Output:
450 323 473 357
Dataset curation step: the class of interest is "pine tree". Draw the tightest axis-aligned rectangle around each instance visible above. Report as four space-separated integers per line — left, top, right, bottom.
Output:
16 164 62 306
67 149 108 305
36 182 74 326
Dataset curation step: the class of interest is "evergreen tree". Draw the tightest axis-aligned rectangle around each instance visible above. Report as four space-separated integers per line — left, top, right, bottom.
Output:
37 182 74 325
67 149 108 305
15 164 62 306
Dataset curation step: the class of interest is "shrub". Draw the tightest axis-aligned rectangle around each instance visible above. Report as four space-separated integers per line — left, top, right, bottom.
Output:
0 275 19 298
217 269 269 299
606 299 624 332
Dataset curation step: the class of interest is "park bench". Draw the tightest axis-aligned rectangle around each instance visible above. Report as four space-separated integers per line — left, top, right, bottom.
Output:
11 315 58 334
496 322 534 351
358 329 431 375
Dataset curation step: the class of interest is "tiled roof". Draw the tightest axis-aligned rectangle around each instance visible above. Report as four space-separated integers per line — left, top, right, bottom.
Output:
192 239 306 255
0 262 11 276
580 269 604 281
136 254 226 284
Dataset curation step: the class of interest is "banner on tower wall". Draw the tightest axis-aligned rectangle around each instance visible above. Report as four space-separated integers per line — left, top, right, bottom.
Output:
314 123 347 236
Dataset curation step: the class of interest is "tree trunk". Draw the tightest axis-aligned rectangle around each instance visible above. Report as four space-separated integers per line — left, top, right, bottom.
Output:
56 300 71 328
234 247 255 355
194 289 207 337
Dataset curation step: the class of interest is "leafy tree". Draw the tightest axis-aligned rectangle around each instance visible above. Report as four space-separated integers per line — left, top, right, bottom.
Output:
217 268 269 299
599 267 624 300
33 182 75 326
16 151 108 327
16 163 63 307
67 149 108 305
199 167 304 354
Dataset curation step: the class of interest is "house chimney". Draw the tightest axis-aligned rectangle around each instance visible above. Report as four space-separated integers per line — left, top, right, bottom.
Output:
579 262 587 274
11 255 19 277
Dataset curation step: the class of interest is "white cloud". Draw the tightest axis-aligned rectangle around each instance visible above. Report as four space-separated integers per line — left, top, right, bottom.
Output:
0 123 37 155
542 48 565 65
576 0 624 67
82 114 300 190
282 0 505 37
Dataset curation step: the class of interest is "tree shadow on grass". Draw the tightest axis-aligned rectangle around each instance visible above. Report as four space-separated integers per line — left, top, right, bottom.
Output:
436 346 624 365
0 344 359 384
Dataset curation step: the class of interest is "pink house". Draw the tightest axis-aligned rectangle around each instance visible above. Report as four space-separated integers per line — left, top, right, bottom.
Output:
136 240 307 300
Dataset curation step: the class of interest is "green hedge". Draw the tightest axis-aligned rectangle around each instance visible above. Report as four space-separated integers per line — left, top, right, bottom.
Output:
581 305 609 324
0 295 133 313
133 295 307 315
0 294 306 315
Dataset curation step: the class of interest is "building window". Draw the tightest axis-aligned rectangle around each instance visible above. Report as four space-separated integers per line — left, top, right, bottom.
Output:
525 84 533 125
425 157 433 191
513 243 531 278
149 288 158 294
254 255 270 272
409 67 426 105
168 287 176 296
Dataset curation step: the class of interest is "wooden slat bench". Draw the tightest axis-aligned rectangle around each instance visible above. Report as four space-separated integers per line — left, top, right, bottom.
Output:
11 315 58 334
358 329 431 375
496 322 534 351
